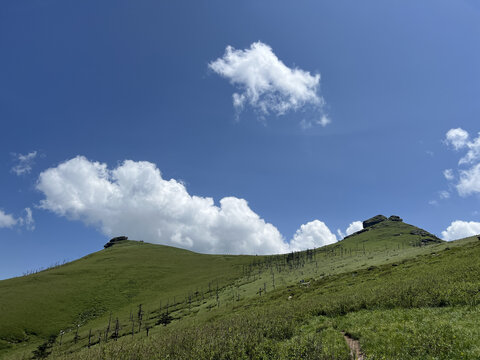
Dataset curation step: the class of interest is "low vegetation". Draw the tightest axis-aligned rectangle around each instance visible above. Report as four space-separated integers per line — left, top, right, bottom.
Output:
2 217 480 359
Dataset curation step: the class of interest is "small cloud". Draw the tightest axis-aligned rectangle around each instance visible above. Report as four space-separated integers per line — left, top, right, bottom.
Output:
429 200 439 206
300 115 331 130
459 134 480 165
445 128 469 151
443 128 480 197
439 190 450 199
444 128 480 165
300 119 312 130
337 220 363 240
0 207 34 230
11 151 38 176
290 220 337 251
441 220 480 241
209 41 329 126
0 209 17 228
21 208 35 231
457 163 480 197
318 116 331 127
426 150 434 157
443 169 454 181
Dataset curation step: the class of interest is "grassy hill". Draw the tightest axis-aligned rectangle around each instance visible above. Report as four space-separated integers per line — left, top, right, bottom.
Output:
0 241 258 357
2 215 480 359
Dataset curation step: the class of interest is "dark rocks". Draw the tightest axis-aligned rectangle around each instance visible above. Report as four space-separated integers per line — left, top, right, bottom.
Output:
104 236 128 249
420 238 443 245
363 215 388 228
410 229 442 244
410 229 427 236
388 215 403 222
362 214 403 229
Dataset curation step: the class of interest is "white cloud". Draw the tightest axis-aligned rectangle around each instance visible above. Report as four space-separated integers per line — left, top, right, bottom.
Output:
457 163 480 196
445 128 469 151
36 156 342 254
0 210 17 228
459 134 480 165
439 190 450 199
11 151 38 176
290 220 337 252
0 207 34 230
443 169 454 181
346 221 363 235
21 208 35 231
337 220 363 240
441 220 480 241
300 115 331 130
445 128 480 165
444 128 480 196
209 41 328 123
36 156 291 254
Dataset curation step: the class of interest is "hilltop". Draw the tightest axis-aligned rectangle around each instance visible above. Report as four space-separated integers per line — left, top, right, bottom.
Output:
341 214 442 248
2 215 480 359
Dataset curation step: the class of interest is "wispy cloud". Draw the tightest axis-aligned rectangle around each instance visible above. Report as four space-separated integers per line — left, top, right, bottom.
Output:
11 151 38 176
210 41 329 126
438 190 450 199
337 221 363 240
0 207 34 230
443 169 454 181
20 208 35 231
0 209 17 228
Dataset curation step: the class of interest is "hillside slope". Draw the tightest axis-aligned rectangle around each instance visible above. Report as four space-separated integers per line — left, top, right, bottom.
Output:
0 215 458 359
0 240 256 354
49 234 480 360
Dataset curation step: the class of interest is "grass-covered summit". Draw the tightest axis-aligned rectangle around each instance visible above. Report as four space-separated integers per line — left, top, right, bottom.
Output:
341 214 442 249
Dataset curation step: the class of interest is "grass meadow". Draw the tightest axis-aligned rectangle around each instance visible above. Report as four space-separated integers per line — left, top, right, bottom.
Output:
2 220 480 359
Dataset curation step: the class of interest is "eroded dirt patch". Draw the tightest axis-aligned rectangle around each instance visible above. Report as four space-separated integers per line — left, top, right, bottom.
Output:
342 331 364 360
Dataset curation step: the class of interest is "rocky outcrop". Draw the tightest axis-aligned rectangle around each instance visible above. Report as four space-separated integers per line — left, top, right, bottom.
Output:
409 229 442 244
104 236 128 248
388 215 403 222
363 215 388 228
410 229 430 237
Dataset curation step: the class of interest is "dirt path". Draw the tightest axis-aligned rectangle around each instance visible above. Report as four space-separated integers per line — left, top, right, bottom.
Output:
342 332 364 360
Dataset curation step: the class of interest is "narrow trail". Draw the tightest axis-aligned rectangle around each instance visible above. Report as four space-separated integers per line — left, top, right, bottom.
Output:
342 332 364 360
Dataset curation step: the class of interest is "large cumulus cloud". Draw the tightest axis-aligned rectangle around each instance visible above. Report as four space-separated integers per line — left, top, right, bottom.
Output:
36 156 291 254
36 156 351 254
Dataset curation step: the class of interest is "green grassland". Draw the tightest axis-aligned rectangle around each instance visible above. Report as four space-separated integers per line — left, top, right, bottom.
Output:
0 241 258 357
2 216 480 359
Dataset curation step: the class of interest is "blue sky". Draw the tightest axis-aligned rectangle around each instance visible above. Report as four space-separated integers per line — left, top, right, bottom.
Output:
1 0 480 279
